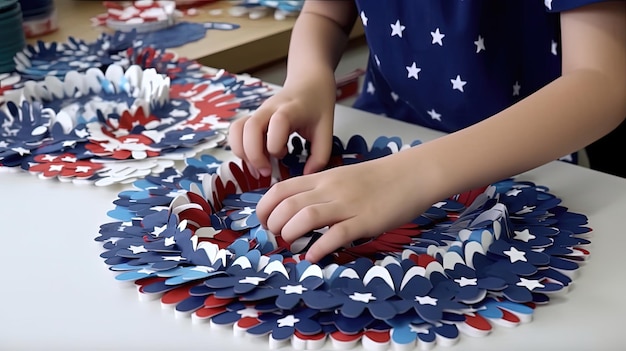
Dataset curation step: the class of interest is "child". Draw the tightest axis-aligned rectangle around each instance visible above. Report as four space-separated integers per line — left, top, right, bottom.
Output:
228 0 626 263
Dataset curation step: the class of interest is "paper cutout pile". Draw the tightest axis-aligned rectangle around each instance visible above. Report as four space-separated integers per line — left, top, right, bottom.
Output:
97 134 591 350
228 0 304 21
0 35 272 185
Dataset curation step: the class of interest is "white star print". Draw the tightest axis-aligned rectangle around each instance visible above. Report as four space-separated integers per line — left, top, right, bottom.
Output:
239 207 255 216
366 81 376 95
236 307 259 318
374 55 380 66
75 166 91 173
513 229 536 243
455 277 477 287
162 256 185 262
406 62 421 79
431 28 445 46
390 92 399 101
75 128 89 138
281 284 307 295
152 224 167 236
137 268 155 275
512 81 521 96
450 75 467 92
503 247 527 263
409 324 431 334
349 292 377 303
61 156 77 163
42 154 56 161
517 278 544 291
474 35 485 53
414 295 438 306
390 19 406 38
164 236 176 246
360 11 368 26
427 109 441 121
277 315 300 327
544 0 553 10
551 40 558 56
49 164 64 172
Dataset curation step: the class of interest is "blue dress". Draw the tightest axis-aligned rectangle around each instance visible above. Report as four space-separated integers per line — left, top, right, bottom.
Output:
352 0 612 136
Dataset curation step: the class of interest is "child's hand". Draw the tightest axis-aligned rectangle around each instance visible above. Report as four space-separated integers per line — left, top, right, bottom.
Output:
255 150 438 263
228 77 337 177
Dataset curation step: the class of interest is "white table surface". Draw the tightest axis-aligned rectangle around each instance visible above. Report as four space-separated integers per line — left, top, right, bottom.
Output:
1 104 624 351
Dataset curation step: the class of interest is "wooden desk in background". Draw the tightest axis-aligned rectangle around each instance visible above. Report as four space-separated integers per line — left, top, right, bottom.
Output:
34 0 365 74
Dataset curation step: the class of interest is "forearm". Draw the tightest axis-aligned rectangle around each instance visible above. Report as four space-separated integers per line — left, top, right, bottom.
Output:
283 1 357 88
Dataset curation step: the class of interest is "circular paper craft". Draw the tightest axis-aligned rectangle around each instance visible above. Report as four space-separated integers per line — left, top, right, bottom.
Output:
96 134 591 350
0 61 272 185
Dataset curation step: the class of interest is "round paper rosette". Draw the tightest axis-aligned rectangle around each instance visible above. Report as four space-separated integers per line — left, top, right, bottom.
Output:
0 62 272 185
96 135 592 350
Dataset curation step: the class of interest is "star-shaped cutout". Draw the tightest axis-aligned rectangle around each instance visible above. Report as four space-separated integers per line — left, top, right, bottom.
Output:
277 315 300 328
49 164 64 172
281 284 307 295
503 246 527 263
129 245 148 254
427 109 441 121
450 75 467 92
390 19 406 38
349 292 377 303
517 278 544 291
75 166 91 173
164 236 176 246
513 229 536 243
238 276 266 285
414 295 438 306
454 277 477 287
431 28 445 46
474 35 485 53
11 147 30 156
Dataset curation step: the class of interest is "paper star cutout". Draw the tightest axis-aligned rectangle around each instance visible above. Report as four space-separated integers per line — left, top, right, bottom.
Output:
164 236 176 246
414 295 438 306
277 315 300 328
42 154 57 161
454 277 477 287
129 245 148 254
237 306 260 318
191 266 215 273
409 324 431 334
517 278 544 291
180 133 196 141
163 256 185 262
513 229 536 243
349 292 377 303
474 35 485 53
61 156 77 162
281 284 307 295
360 11 368 26
406 62 421 80
238 276 266 285
75 128 89 138
431 28 445 46
390 20 406 38
137 268 156 275
427 109 441 121
239 207 255 216
11 147 31 156
450 75 467 92
506 188 522 196
504 247 527 263
49 164 64 172
75 166 92 173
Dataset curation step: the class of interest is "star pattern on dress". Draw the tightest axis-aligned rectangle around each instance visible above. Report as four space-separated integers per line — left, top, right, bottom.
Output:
406 62 421 80
427 109 442 122
544 0 553 10
512 81 521 96
360 11 368 26
551 40 558 56
390 19 406 38
474 35 485 53
366 81 376 95
431 28 445 46
450 75 467 92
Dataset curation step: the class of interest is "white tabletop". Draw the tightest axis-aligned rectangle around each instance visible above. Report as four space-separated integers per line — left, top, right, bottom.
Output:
1 104 624 351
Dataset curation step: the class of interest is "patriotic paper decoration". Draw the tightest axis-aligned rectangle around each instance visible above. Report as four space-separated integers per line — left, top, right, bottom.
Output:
96 135 591 350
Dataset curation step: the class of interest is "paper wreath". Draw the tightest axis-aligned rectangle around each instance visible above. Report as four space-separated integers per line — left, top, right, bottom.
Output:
96 134 591 350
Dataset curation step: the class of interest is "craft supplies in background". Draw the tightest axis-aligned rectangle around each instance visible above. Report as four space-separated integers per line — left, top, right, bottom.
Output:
19 0 58 37
228 0 303 21
0 0 26 73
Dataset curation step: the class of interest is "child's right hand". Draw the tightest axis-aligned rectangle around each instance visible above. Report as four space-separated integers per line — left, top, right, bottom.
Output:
228 75 338 177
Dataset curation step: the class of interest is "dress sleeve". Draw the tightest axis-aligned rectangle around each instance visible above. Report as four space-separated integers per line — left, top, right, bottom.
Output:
546 0 624 13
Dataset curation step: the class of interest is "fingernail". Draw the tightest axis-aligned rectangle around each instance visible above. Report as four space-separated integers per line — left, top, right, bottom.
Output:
259 168 271 177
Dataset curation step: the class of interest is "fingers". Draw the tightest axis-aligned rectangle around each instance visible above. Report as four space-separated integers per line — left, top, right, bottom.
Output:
305 221 361 263
303 116 333 175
